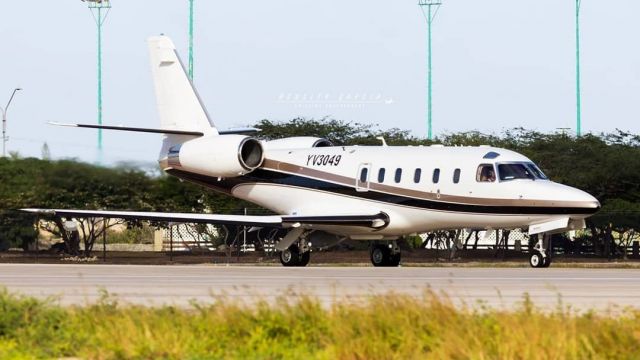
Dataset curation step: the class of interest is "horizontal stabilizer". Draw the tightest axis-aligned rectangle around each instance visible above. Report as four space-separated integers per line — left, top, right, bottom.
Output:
48 122 204 136
49 123 260 136
21 209 389 229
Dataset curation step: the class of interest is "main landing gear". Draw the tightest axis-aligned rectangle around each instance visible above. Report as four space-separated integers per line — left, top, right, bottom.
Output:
370 240 401 267
529 234 552 268
280 244 311 267
279 233 312 267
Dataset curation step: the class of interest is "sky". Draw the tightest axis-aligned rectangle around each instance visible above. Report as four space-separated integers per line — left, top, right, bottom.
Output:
0 0 638 166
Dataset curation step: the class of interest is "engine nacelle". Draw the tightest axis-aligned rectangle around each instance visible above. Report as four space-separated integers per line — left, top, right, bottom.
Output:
168 135 264 177
263 136 333 150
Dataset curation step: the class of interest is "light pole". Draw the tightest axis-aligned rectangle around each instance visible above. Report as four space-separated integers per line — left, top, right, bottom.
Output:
575 0 582 136
1 88 22 158
418 0 443 140
188 0 194 81
83 0 111 162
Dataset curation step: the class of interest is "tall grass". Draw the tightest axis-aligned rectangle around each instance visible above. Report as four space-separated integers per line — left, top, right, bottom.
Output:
1 288 639 359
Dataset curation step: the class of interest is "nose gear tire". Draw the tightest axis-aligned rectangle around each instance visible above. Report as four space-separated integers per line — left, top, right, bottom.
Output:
529 252 543 268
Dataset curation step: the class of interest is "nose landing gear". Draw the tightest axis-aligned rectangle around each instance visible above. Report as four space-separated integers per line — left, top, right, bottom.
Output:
529 234 552 268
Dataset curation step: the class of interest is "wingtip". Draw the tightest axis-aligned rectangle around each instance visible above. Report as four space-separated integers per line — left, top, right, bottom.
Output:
20 208 56 215
47 122 77 128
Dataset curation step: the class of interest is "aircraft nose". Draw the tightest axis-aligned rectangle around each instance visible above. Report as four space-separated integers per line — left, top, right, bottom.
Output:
540 182 600 213
584 194 600 210
569 187 600 212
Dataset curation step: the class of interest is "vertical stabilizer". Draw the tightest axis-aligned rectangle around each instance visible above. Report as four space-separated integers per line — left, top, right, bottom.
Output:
148 36 218 136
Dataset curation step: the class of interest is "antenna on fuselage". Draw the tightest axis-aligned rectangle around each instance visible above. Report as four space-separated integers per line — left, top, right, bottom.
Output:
376 137 388 147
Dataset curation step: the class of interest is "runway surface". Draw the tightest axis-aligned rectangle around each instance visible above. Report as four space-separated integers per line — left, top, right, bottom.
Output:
1 264 639 310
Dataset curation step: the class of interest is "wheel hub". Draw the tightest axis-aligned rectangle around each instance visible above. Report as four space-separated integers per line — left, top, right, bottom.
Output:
282 250 292 263
372 248 383 264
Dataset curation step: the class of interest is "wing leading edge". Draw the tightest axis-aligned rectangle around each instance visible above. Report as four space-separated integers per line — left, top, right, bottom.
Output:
20 209 389 229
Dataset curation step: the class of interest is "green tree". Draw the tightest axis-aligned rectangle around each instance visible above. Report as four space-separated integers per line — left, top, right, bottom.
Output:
3 120 640 259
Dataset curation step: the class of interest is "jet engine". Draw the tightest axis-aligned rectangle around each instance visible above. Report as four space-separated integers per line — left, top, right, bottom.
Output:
263 136 333 150
168 135 264 177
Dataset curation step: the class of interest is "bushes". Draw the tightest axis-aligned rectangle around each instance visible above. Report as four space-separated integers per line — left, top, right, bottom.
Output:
0 211 38 251
1 289 640 359
105 225 155 245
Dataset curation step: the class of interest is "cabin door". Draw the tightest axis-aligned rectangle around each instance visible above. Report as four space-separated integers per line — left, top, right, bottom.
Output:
355 163 371 192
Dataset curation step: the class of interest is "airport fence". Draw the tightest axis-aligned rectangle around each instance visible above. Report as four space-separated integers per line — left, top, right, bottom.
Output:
1 209 640 262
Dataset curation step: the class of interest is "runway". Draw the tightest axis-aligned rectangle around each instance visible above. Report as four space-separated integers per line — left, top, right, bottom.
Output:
1 264 639 310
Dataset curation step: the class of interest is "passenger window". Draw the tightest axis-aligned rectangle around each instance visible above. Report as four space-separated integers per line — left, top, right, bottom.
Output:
432 168 440 184
453 169 461 184
414 168 422 183
395 168 402 183
378 168 386 183
476 164 496 182
360 168 368 182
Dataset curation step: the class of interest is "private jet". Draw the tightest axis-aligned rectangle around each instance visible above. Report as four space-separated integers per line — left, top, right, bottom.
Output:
24 36 600 268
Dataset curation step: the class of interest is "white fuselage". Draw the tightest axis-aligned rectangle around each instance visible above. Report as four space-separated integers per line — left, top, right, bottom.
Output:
188 144 600 239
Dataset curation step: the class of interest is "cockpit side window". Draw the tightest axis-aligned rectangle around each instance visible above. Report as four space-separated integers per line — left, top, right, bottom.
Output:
476 164 496 182
498 163 538 181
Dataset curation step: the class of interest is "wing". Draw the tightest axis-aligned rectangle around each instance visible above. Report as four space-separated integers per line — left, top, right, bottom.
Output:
20 209 389 229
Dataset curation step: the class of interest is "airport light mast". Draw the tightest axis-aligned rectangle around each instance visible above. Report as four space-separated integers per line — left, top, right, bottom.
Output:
82 0 111 162
575 0 582 136
188 0 194 81
418 0 442 140
0 88 22 158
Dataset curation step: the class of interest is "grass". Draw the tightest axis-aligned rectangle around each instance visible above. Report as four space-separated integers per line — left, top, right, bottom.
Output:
1 289 640 359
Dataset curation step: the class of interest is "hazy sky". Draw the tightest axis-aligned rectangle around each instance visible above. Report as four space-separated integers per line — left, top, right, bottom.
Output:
1 1 638 165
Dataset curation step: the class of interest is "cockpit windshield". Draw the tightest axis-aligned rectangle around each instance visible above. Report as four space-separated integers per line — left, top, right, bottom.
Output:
525 162 547 180
497 162 547 181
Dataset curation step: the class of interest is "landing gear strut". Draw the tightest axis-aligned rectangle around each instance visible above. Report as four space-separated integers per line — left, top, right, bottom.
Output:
529 234 552 268
279 235 311 267
370 241 401 267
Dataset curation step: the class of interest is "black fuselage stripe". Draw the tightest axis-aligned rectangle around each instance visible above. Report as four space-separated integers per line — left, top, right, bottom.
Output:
166 168 598 216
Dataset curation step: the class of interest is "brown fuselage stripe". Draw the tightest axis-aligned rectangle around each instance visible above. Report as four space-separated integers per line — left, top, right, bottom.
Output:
261 159 597 209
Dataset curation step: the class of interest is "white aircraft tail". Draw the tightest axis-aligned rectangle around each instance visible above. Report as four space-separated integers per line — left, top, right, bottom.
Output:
51 35 258 164
148 36 218 143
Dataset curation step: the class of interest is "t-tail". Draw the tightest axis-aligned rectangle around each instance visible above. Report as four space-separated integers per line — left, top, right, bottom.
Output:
147 35 218 158
148 36 264 176
49 35 264 176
